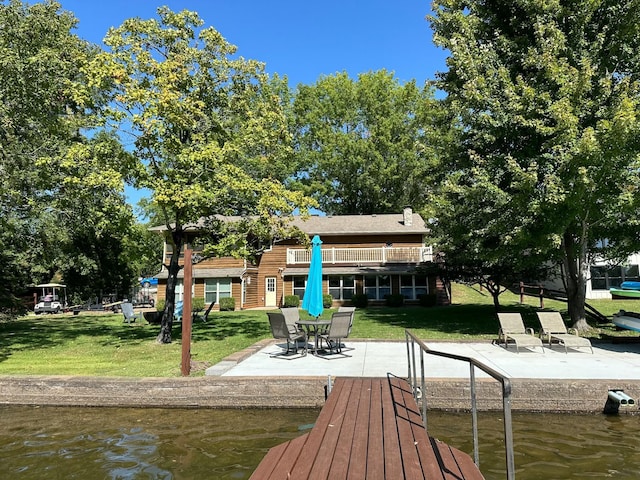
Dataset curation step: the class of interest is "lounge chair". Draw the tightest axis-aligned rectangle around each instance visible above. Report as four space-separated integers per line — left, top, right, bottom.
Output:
536 312 593 353
318 311 352 355
497 313 544 353
268 312 307 357
121 302 142 324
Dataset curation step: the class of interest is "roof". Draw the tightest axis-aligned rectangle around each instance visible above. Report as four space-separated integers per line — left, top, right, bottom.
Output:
149 211 428 236
290 213 427 235
155 268 245 279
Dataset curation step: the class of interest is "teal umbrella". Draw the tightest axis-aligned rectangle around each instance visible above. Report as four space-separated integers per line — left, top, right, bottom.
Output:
302 235 324 318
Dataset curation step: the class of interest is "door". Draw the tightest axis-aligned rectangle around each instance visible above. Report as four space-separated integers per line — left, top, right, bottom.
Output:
265 277 277 307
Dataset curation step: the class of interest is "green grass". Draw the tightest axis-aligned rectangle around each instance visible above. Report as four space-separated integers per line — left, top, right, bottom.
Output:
1 284 638 377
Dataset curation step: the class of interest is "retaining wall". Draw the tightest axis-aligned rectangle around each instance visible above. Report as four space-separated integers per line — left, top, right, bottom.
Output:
1 375 639 413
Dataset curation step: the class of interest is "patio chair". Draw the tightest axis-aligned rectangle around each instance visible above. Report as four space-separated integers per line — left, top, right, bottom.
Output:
268 312 307 357
338 306 356 335
536 312 593 353
497 313 544 353
318 311 352 355
280 307 303 334
121 302 142 324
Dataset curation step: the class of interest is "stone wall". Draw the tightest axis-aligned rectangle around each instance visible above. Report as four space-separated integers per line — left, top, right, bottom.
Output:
1 375 639 413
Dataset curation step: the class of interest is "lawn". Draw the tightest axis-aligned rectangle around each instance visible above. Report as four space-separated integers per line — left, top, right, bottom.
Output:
1 284 638 377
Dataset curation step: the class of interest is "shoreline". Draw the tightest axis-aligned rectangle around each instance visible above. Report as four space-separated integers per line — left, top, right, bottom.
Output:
1 339 639 413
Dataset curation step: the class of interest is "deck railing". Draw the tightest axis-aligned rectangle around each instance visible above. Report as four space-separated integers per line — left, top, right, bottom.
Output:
287 246 433 265
405 329 516 480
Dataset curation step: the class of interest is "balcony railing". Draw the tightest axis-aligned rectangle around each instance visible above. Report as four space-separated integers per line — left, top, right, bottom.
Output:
286 246 433 265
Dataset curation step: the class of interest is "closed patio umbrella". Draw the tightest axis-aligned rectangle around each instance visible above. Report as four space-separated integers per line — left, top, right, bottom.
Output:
302 235 324 318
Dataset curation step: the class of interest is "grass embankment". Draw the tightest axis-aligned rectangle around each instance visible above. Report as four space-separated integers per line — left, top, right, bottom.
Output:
1 284 638 377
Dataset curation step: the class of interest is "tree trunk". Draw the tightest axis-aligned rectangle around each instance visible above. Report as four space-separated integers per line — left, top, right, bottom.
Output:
483 279 502 311
562 232 590 331
156 228 185 344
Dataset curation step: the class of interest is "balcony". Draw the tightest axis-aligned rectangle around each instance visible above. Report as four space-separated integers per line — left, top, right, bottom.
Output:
286 246 433 265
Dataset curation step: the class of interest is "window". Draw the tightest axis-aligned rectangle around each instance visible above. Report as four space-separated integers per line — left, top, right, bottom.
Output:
293 276 306 299
329 275 355 300
205 278 232 304
364 275 391 300
400 274 428 300
174 279 195 302
591 264 640 290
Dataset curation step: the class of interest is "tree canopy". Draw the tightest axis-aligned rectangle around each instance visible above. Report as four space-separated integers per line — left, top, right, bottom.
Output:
429 0 640 326
0 0 137 311
292 70 440 214
87 7 313 342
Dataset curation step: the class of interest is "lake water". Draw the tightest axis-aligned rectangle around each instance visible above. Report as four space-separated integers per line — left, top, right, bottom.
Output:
1 406 639 479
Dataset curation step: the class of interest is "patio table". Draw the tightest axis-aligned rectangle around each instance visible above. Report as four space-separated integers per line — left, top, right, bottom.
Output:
296 319 331 355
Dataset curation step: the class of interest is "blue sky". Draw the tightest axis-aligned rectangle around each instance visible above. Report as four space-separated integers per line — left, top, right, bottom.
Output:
53 0 447 210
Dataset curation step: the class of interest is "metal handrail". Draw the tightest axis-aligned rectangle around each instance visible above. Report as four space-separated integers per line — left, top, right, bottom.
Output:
405 329 515 480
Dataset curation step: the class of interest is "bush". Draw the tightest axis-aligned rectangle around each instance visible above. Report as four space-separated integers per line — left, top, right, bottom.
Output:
385 294 405 307
157 298 205 312
350 294 368 308
419 293 437 307
219 297 236 311
192 297 205 312
283 295 300 307
323 294 333 308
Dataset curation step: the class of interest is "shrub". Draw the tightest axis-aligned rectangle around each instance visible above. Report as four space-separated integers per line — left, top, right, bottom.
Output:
323 294 333 308
350 294 368 308
385 294 405 307
419 293 437 307
219 297 236 311
283 295 300 307
157 298 206 312
192 297 205 312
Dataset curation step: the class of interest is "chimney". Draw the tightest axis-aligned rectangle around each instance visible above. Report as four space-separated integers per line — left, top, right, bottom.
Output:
403 206 413 226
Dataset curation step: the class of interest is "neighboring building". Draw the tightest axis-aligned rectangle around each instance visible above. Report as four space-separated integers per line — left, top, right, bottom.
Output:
541 253 640 300
153 207 449 310
587 253 640 299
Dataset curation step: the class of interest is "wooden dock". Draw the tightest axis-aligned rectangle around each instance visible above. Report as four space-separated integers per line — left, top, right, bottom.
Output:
250 376 484 479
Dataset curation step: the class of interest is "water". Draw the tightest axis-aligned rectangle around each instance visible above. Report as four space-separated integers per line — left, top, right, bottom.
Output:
426 412 640 479
1 406 639 479
0 406 318 480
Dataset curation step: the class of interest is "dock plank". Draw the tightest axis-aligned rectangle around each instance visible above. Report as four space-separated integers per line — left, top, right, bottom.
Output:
250 377 484 480
365 378 385 480
347 378 373 479
288 377 352 479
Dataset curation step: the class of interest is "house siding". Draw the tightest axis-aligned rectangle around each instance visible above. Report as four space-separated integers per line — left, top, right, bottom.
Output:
151 210 450 309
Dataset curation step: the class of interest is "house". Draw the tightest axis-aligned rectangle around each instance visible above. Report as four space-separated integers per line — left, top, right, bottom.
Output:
587 253 640 299
153 207 449 310
540 253 640 300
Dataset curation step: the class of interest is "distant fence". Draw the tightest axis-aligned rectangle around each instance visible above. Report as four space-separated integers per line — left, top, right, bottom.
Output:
515 282 608 324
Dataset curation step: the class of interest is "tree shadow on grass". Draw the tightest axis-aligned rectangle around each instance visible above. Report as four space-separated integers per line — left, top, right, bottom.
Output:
0 314 159 362
170 312 270 342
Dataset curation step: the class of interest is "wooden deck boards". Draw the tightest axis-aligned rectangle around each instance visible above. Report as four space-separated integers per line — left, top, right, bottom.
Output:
250 377 484 480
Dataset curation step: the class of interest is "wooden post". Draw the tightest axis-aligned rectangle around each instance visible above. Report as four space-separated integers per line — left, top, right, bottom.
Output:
181 247 193 376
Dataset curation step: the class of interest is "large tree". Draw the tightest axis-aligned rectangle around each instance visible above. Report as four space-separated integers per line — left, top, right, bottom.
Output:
430 0 640 328
0 0 118 311
87 8 313 343
292 70 440 214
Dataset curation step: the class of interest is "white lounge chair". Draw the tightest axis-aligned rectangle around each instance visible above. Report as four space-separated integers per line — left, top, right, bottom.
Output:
536 312 593 353
497 313 544 353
